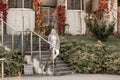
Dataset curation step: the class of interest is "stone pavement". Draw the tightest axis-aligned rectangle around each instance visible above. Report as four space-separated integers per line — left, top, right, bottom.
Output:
4 74 120 80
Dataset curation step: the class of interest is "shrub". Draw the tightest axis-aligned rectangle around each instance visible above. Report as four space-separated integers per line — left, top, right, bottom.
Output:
85 13 115 42
0 47 25 76
60 36 120 74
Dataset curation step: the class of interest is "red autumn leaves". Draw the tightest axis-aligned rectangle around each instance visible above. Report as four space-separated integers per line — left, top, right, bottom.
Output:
33 0 43 31
98 0 109 12
96 0 109 19
55 5 68 34
0 2 7 20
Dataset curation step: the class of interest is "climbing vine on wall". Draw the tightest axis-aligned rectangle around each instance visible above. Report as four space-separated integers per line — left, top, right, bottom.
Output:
96 0 115 19
33 0 50 36
98 0 109 12
55 1 68 35
0 2 7 20
110 0 114 11
95 0 109 19
33 0 43 32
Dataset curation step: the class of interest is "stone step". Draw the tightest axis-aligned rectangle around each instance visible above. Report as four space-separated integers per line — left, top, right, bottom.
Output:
41 57 62 61
54 66 72 71
55 71 74 76
23 64 34 75
51 63 68 67
25 51 49 54
42 60 64 64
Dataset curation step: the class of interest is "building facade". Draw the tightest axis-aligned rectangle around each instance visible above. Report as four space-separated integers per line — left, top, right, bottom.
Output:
1 0 119 35
57 0 118 35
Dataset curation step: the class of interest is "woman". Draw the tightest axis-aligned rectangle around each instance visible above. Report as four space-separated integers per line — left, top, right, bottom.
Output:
48 29 60 60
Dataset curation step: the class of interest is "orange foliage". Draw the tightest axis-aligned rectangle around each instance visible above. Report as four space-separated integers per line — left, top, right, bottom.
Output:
33 0 43 31
55 5 68 35
95 0 109 19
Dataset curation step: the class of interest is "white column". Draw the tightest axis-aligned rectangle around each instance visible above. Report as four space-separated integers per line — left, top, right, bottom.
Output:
92 0 99 11
108 0 117 32
0 12 4 46
81 11 86 35
22 0 24 31
80 0 86 35
22 0 24 8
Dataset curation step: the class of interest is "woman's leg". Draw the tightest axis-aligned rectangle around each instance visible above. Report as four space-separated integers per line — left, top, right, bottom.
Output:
54 49 59 59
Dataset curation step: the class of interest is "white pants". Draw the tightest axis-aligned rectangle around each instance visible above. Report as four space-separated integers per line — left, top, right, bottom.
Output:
52 48 59 59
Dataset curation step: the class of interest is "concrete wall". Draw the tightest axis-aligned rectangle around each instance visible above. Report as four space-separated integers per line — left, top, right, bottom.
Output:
57 0 86 35
108 0 118 32
92 0 99 11
7 8 35 34
65 10 86 35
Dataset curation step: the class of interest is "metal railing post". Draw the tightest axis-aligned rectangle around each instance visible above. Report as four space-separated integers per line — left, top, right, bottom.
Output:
39 38 41 65
30 32 33 58
0 12 4 47
21 32 24 56
0 58 6 80
12 30 14 50
52 48 55 74
1 61 4 80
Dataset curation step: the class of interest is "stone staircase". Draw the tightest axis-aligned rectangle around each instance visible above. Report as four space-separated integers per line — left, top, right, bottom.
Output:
23 35 74 76
40 50 74 76
0 34 75 76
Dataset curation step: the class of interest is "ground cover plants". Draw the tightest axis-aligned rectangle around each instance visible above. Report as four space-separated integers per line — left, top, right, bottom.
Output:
60 35 120 74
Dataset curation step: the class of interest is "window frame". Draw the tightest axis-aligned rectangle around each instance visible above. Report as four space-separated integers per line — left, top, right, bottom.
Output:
66 0 86 11
8 0 33 8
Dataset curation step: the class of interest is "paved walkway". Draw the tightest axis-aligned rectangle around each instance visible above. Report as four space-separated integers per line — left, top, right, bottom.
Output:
4 74 120 80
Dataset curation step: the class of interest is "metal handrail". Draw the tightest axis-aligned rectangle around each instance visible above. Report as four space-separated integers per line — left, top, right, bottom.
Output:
3 21 16 31
1 21 55 74
31 31 53 46
3 20 53 47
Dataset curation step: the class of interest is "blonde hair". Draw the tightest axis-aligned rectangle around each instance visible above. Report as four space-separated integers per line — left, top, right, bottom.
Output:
51 29 57 35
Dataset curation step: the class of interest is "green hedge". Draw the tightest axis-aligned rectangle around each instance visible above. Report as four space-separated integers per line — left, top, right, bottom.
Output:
60 36 120 74
0 47 25 76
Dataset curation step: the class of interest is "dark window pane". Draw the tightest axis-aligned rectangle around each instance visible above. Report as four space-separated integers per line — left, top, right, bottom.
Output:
67 0 72 9
24 0 33 8
9 0 16 8
8 0 33 8
82 0 84 10
67 0 84 10
75 0 80 9
16 0 22 8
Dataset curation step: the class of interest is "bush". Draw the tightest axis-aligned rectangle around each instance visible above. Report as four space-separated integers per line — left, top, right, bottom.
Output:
0 47 25 76
60 36 120 74
85 13 115 42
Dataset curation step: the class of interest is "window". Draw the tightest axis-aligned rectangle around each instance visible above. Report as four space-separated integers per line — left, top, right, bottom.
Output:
118 0 120 6
9 0 33 8
67 0 85 10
